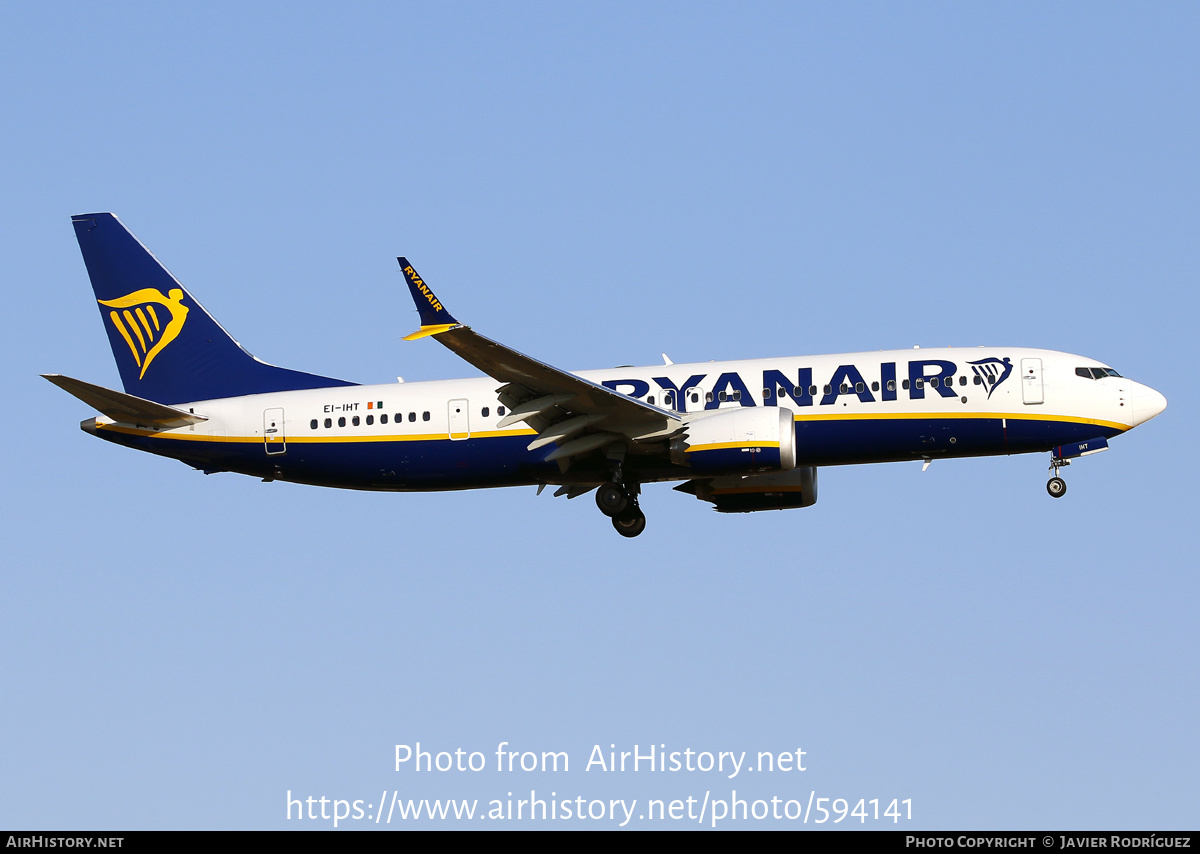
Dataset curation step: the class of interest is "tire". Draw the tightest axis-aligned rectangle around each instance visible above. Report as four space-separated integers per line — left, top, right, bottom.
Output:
612 507 646 538
595 483 628 517
1047 477 1067 498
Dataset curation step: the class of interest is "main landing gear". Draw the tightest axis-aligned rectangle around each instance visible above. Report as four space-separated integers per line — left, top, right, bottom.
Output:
1046 454 1069 498
595 481 646 538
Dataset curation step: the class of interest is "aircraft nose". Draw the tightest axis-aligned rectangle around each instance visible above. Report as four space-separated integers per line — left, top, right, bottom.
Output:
1130 381 1167 427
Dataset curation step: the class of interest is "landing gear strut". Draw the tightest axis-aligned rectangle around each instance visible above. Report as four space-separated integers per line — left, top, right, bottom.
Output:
1046 455 1069 498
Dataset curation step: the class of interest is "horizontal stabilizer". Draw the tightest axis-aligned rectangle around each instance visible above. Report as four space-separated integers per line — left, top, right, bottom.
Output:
43 374 207 429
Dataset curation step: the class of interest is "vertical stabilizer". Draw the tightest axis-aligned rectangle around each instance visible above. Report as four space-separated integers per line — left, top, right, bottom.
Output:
72 213 355 404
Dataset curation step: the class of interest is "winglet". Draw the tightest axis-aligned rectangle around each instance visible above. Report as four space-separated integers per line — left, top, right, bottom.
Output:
398 257 459 340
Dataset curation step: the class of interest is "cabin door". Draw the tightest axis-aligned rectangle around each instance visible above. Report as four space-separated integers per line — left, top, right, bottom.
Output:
1021 358 1044 405
264 408 286 454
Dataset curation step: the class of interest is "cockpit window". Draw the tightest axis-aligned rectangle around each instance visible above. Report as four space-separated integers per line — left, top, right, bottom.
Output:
1077 367 1123 380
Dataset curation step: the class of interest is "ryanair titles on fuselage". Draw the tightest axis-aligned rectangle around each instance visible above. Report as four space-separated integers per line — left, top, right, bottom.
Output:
597 355 1016 412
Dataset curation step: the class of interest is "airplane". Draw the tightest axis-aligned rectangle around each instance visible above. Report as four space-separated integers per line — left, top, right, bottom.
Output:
46 213 1167 538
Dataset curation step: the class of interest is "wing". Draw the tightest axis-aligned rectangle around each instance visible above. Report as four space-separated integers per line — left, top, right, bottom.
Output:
398 258 681 469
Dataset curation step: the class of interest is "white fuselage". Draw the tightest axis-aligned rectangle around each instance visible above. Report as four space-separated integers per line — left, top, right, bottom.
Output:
88 346 1164 491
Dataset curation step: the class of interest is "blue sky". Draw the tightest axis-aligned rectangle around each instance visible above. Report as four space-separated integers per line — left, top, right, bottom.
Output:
2 3 1196 829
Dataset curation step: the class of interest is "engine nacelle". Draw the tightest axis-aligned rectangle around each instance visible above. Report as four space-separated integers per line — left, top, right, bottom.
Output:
684 466 819 513
675 407 796 476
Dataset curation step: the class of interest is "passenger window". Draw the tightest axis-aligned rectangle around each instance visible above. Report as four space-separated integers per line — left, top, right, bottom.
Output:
338 417 346 427
959 376 966 386
886 380 896 392
482 407 489 418
408 412 416 422
352 416 360 426
647 396 655 405
366 415 374 425
310 419 318 429
823 385 831 395
855 382 864 393
808 385 817 396
422 411 430 421
381 414 388 424
902 380 910 390
324 418 332 428
733 390 741 401
973 376 982 385
497 406 506 416
691 393 699 403
706 392 713 402
930 377 939 388
871 381 879 392
916 379 924 389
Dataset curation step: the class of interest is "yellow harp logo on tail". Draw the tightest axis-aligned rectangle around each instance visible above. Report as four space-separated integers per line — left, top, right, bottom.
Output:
98 288 190 380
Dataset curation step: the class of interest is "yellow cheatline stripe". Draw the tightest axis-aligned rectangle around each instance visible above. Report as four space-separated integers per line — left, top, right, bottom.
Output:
123 309 147 353
96 424 538 443
109 311 142 368
97 413 1126 443
792 410 1128 432
147 304 160 331
135 307 154 339
687 441 781 453
287 428 537 444
403 323 458 341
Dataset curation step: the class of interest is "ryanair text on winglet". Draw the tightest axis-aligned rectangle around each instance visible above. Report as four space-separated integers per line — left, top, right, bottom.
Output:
406 266 444 313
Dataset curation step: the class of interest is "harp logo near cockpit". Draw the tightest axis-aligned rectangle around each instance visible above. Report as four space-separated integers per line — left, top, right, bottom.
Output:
98 287 190 379
968 357 1013 399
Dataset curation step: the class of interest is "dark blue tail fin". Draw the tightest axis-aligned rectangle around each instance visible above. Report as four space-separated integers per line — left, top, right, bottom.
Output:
72 213 356 404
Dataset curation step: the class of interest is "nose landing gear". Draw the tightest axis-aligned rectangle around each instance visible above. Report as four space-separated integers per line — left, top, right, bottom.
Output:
1046 455 1069 498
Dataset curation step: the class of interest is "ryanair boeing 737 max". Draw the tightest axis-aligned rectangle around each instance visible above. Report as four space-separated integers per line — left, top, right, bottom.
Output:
45 213 1167 537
